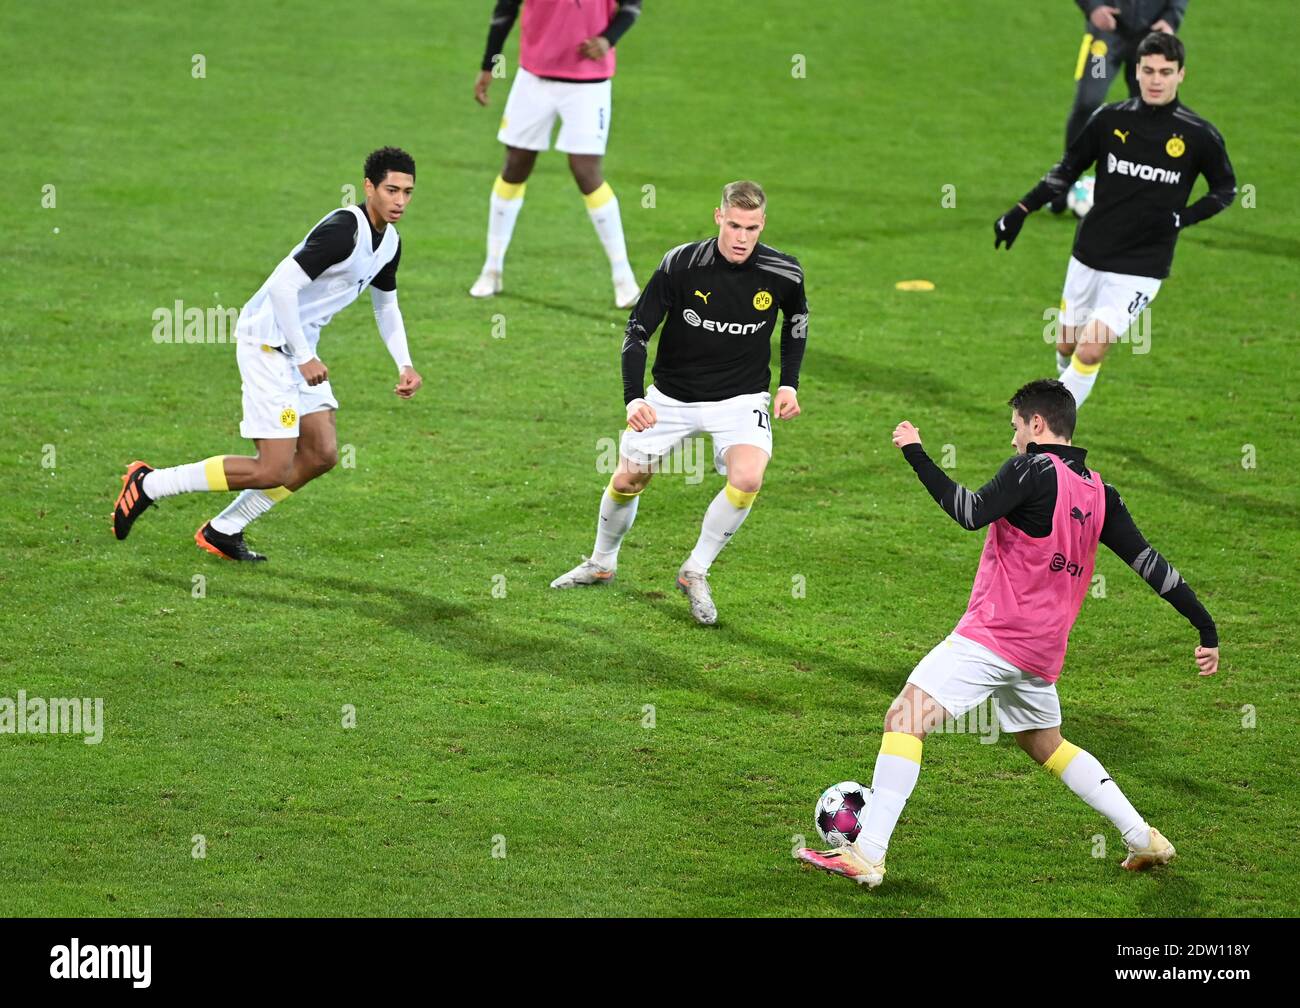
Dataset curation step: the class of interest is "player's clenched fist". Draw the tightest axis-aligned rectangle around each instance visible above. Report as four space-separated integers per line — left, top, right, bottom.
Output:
395 366 422 399
299 358 328 387
626 397 657 432
892 421 921 449
1194 645 1219 677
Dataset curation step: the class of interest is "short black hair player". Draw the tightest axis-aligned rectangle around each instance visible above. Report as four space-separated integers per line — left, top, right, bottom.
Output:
113 148 424 560
799 379 1218 887
994 33 1235 409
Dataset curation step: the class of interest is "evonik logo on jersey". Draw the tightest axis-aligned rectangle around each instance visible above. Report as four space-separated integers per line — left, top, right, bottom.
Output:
1049 553 1085 577
681 309 768 335
1106 153 1182 185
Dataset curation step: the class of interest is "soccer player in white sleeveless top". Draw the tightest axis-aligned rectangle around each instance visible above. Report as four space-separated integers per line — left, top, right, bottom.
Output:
112 148 424 561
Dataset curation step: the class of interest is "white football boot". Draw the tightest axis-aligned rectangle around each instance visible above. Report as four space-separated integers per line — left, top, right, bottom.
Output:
676 565 717 625
613 273 640 309
1120 826 1176 871
469 269 503 298
550 557 615 589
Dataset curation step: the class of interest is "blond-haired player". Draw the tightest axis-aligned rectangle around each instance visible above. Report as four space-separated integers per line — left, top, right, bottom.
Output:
550 181 810 625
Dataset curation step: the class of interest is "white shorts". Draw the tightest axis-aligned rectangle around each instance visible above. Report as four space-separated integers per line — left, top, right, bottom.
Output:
1060 256 1161 336
906 633 1062 733
620 385 772 477
237 341 337 440
498 68 612 155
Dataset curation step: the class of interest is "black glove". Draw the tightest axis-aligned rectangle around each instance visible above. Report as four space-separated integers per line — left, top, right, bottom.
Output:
994 205 1028 250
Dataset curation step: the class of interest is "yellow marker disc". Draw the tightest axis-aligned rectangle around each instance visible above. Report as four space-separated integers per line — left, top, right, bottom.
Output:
895 280 936 292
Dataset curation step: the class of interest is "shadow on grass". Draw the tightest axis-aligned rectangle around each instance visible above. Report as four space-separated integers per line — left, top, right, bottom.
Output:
491 291 622 327
141 567 860 716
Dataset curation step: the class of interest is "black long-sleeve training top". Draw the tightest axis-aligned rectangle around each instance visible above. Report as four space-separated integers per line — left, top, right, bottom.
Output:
1022 97 1235 278
621 238 809 405
903 441 1217 647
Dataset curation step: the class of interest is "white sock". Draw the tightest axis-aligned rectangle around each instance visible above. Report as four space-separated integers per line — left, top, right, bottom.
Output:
685 484 754 574
591 482 640 568
485 176 525 274
210 488 287 535
1051 742 1149 849
1058 354 1100 407
856 732 923 861
583 183 632 281
141 456 226 499
1056 350 1072 375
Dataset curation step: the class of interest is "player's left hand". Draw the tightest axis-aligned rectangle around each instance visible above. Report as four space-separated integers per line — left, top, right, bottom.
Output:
395 366 423 399
892 421 921 449
994 204 1028 250
1151 19 1175 34
579 36 611 60
773 386 800 420
1195 645 1219 676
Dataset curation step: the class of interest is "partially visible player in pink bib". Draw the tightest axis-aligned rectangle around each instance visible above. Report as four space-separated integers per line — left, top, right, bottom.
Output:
471 1 644 308
797 378 1220 890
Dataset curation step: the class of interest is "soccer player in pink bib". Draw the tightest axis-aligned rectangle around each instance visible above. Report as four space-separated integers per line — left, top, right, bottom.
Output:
471 0 643 307
798 379 1219 888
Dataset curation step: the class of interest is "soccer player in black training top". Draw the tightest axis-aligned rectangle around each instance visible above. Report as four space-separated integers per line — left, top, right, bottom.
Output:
1049 2 1188 214
994 32 1235 408
799 379 1218 889
550 180 810 626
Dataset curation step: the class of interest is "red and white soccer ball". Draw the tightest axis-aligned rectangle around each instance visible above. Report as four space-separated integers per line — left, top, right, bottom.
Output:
814 781 871 847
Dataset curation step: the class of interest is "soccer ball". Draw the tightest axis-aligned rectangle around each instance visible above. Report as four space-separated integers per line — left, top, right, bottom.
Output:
1067 175 1096 218
814 781 871 847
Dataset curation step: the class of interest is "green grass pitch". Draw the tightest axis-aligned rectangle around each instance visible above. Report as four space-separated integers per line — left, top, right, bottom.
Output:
2 0 1297 916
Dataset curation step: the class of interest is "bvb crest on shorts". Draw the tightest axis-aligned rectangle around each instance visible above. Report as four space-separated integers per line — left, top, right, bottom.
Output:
1166 136 1185 158
280 408 297 428
753 290 772 311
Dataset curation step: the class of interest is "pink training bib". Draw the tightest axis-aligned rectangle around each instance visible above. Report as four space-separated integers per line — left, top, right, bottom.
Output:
520 0 618 80
953 454 1106 682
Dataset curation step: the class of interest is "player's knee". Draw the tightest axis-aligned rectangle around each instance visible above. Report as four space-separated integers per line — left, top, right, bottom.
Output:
1015 730 1059 765
1074 341 1106 366
569 156 602 192
612 469 650 495
727 469 763 496
310 449 337 477
252 458 293 488
502 148 535 184
884 695 923 739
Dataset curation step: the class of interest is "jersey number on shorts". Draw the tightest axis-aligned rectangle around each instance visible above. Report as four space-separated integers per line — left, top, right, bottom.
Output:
753 409 769 430
1127 291 1151 316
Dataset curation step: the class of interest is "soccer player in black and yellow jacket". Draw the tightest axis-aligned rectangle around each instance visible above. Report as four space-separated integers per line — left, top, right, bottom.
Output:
994 32 1234 409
